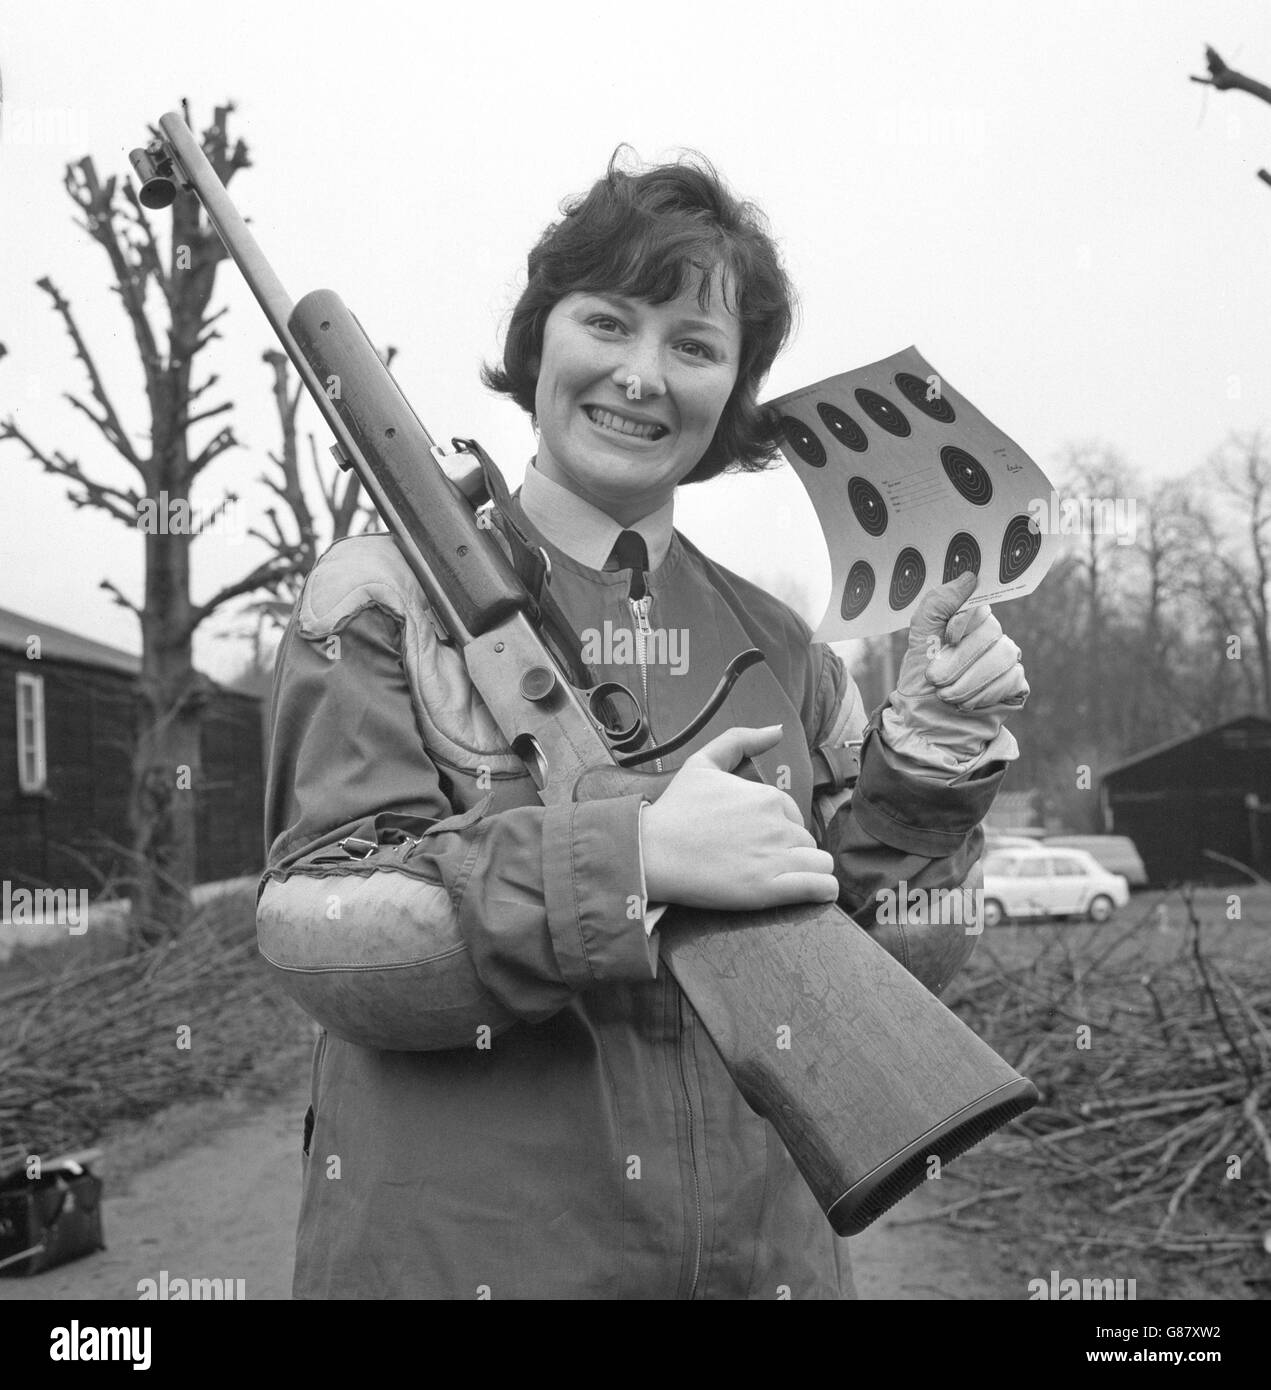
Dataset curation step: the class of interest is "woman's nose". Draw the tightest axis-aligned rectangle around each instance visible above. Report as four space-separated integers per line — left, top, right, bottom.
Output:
610 336 667 398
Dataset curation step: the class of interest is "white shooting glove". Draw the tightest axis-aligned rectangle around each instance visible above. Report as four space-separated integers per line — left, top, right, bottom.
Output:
882 569 1028 780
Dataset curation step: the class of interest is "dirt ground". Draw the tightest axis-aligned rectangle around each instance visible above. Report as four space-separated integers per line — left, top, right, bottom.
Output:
0 1077 1028 1301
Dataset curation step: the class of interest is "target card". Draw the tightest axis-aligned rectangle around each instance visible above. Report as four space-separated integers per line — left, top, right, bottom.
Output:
766 346 1059 642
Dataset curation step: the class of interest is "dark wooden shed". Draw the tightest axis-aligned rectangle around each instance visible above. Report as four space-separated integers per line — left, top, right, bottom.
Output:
1100 714 1271 885
0 606 264 898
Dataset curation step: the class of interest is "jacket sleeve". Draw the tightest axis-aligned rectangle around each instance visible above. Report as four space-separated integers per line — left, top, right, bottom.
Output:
256 550 658 1054
804 642 1011 995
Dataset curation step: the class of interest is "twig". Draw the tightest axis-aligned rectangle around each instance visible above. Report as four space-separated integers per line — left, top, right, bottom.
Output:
888 1186 1023 1225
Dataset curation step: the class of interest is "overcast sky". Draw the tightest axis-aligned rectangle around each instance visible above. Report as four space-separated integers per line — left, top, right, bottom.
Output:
2 0 1269 681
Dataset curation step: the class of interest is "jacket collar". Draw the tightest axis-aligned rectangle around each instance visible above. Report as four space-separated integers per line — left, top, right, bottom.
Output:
519 457 675 571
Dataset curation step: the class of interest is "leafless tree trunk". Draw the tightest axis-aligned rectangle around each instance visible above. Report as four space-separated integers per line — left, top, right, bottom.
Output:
1056 443 1139 750
1132 477 1205 740
1203 431 1271 712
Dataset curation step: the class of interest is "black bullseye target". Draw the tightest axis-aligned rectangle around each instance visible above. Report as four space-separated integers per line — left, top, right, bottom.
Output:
888 547 926 610
895 371 956 424
840 560 875 621
779 415 826 468
943 532 981 582
854 388 911 437
816 402 868 452
999 514 1041 583
847 476 888 536
940 445 992 505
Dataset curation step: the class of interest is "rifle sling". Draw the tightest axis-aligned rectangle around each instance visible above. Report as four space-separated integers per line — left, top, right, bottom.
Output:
456 438 597 694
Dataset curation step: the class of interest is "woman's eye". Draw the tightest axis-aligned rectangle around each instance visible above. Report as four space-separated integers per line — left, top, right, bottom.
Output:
587 315 624 333
678 341 715 360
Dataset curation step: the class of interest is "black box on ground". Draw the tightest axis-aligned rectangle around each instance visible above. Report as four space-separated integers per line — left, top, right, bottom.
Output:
0 1151 105 1276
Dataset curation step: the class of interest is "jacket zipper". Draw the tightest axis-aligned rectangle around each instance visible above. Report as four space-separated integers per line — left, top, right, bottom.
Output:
633 581 697 1291
675 985 704 1299
629 595 662 772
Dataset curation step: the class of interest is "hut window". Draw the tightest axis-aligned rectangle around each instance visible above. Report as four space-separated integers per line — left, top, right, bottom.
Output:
16 672 47 794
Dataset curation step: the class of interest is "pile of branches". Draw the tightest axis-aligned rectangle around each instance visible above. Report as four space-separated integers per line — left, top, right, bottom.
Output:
0 886 306 1166
944 889 1270 1267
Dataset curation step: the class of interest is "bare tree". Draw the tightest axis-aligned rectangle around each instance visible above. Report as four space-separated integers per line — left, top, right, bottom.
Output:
1127 476 1209 740
225 347 386 666
1054 442 1141 745
1 102 302 943
1191 431 1271 712
254 348 383 600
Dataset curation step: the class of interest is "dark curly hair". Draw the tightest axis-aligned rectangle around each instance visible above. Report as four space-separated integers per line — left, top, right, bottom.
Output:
481 147 798 484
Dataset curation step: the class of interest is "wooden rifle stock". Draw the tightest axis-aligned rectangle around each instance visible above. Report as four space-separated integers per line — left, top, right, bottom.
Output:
658 903 1034 1234
570 772 1036 1234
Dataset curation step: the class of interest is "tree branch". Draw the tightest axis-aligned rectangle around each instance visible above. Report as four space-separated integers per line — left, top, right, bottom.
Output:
119 180 173 308
99 578 142 617
312 431 339 515
64 158 163 400
247 505 291 552
190 305 230 357
35 275 144 471
179 399 234 430
189 425 238 476
0 417 141 525
186 553 304 636
261 349 316 561
187 372 220 403
1190 45 1271 105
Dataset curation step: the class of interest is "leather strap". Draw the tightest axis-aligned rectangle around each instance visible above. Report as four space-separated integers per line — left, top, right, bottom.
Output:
453 438 594 691
811 739 863 794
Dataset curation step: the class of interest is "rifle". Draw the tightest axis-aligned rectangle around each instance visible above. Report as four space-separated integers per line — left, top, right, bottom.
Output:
131 113 1038 1236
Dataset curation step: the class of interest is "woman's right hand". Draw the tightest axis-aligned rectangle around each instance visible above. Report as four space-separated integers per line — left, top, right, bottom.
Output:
640 725 840 911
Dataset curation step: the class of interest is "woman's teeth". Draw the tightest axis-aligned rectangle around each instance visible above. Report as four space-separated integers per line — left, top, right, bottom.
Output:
585 407 666 440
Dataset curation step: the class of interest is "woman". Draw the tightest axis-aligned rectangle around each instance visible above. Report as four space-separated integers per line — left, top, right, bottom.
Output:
257 150 1028 1300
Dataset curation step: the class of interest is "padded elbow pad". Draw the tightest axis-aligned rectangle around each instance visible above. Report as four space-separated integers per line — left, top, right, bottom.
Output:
257 871 517 1051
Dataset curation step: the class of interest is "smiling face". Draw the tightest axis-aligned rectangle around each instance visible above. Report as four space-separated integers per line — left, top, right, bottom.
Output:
532 270 743 527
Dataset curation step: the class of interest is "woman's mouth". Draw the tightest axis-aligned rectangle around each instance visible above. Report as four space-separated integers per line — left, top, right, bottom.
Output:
583 405 669 441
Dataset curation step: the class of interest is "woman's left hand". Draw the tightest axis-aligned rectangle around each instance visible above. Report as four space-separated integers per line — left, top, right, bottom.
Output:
885 569 1028 768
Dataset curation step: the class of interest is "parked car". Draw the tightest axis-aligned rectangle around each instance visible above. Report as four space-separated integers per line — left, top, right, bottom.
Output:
980 847 1130 927
1042 834 1148 888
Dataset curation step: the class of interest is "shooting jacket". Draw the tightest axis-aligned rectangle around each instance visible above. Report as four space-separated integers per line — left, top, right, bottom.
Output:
257 498 1008 1301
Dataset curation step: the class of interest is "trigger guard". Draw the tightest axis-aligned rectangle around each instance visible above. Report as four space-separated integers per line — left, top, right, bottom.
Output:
588 681 646 752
